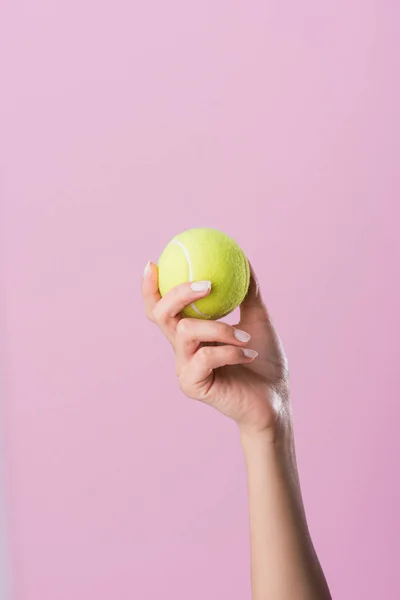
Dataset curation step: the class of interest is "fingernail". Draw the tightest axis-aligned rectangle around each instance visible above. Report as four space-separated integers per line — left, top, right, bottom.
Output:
191 281 211 292
234 328 251 343
243 349 258 359
143 261 151 279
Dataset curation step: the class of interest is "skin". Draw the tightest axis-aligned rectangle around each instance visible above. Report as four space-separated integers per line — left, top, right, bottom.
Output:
142 261 332 600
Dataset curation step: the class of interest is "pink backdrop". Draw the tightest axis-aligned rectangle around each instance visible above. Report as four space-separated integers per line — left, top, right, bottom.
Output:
1 2 399 599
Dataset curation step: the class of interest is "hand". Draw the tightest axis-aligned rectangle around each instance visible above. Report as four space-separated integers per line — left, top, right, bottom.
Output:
142 262 290 437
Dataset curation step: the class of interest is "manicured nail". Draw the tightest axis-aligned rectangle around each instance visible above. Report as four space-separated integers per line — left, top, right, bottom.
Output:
234 328 251 343
243 349 258 359
143 261 151 279
190 281 211 293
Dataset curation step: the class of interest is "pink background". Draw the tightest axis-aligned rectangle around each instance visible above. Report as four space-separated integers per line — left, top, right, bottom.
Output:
1 1 399 599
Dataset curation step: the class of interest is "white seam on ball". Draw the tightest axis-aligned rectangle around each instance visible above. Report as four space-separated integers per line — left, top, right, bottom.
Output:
171 239 208 318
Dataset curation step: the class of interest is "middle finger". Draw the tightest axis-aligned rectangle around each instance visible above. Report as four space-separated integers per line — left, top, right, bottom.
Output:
175 319 251 365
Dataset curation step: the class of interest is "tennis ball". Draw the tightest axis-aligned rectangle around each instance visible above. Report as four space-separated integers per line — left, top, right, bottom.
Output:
158 228 250 320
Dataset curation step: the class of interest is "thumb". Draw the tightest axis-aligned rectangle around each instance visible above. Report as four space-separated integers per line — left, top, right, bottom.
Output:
142 261 161 321
239 264 270 324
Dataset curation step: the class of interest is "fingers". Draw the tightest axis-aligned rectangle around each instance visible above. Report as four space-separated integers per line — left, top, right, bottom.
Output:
182 344 258 388
142 261 212 340
152 280 211 326
175 319 251 365
239 263 270 324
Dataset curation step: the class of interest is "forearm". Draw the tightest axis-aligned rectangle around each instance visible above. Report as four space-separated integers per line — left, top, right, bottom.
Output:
241 426 331 600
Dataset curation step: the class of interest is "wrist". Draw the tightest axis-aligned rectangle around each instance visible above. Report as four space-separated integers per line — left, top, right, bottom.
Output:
239 410 293 446
239 419 295 463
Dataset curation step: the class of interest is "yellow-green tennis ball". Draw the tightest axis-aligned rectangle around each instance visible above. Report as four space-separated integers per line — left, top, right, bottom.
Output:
158 228 250 320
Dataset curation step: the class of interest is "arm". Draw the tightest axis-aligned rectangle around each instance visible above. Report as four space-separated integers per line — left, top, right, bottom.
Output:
242 427 331 600
142 261 331 600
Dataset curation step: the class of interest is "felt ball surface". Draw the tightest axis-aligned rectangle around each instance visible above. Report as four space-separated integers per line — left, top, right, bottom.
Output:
158 228 250 320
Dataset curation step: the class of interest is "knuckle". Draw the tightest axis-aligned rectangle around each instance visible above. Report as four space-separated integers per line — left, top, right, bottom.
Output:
198 345 212 363
170 284 184 301
152 305 166 325
212 321 225 337
223 323 234 340
151 305 160 321
176 318 190 337
225 345 238 359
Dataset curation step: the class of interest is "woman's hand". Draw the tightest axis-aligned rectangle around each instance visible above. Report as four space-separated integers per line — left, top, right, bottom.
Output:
142 260 331 600
142 262 290 437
